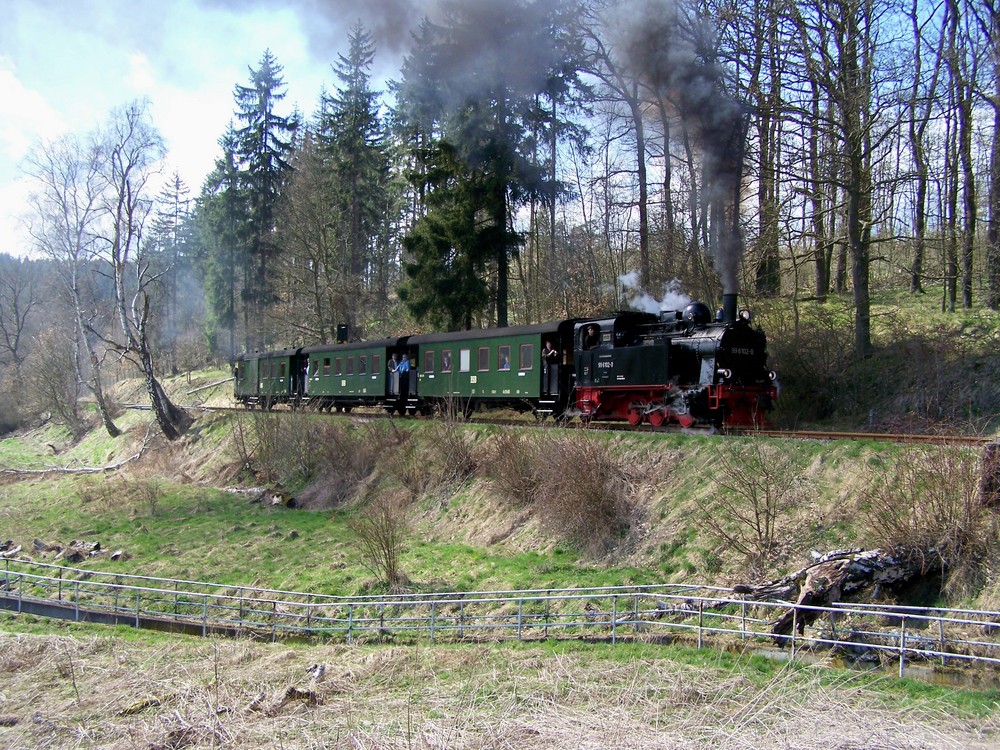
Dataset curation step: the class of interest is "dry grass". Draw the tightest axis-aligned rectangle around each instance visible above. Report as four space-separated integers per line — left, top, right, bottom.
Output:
863 445 1000 598
0 632 995 749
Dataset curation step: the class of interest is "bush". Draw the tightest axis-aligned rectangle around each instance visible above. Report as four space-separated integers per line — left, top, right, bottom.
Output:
863 445 999 598
533 436 635 557
0 385 25 436
231 414 390 505
381 421 477 495
701 437 807 577
349 488 411 592
478 430 540 507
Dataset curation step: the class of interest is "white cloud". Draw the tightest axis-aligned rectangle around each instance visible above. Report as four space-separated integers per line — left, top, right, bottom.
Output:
0 1 358 257
125 52 157 95
0 58 67 167
0 176 35 258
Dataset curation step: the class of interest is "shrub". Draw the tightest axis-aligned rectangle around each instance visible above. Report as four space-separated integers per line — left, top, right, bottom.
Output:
382 421 477 494
701 437 806 577
479 430 540 508
232 413 385 488
349 488 411 592
862 445 999 598
533 436 635 557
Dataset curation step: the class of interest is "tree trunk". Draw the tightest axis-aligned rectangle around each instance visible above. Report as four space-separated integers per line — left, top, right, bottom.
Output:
733 547 944 642
72 276 119 439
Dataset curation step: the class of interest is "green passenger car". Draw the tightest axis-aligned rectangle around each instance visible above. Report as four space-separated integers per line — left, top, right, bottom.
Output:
233 348 302 408
410 323 563 414
302 339 398 411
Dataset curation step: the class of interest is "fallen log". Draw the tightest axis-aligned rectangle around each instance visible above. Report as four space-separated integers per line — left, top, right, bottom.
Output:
733 547 944 641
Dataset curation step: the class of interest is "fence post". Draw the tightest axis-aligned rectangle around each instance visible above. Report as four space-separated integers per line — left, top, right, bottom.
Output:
612 596 618 645
306 595 312 632
271 600 277 642
58 569 63 602
135 591 140 629
430 602 436 643
517 599 523 641
203 596 208 637
697 600 704 649
634 593 639 635
938 618 946 667
791 608 798 659
741 600 747 640
899 616 907 679
460 601 465 638
544 592 550 639
347 604 354 644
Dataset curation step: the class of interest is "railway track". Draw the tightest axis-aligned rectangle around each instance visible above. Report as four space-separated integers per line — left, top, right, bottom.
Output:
128 402 997 446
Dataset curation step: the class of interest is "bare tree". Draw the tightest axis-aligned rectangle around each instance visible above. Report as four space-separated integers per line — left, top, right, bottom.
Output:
980 1 1000 310
350 491 411 592
24 134 121 438
906 0 946 294
0 257 39 381
96 101 192 441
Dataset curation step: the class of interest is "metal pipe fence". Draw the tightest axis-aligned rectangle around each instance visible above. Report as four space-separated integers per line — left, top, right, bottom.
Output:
3 558 1000 677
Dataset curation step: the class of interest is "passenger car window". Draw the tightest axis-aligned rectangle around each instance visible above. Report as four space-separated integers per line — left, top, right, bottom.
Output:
519 344 533 370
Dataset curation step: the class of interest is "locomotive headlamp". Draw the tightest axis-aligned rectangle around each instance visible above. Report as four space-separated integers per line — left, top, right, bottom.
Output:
717 368 732 380
739 309 752 322
768 371 778 381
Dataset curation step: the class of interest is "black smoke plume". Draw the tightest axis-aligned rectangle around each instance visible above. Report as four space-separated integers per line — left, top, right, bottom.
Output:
614 0 747 294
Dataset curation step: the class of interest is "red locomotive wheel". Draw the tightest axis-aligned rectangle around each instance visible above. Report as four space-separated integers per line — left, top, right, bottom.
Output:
627 407 643 426
647 409 666 427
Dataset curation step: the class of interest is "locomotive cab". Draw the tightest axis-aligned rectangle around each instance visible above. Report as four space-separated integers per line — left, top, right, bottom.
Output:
574 312 660 388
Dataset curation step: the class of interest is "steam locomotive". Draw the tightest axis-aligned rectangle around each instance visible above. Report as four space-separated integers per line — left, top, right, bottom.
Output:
233 293 777 429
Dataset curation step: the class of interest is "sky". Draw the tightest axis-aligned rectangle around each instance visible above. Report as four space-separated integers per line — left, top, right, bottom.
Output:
0 0 429 257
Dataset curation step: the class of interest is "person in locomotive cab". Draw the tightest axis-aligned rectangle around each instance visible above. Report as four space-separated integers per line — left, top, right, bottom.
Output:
541 339 559 394
582 324 600 350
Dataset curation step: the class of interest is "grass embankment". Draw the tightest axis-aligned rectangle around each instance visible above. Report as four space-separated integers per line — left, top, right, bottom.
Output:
751 286 1000 432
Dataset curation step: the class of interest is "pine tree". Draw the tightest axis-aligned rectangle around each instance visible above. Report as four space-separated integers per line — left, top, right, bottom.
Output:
232 49 297 349
149 173 193 373
318 23 390 331
394 0 584 328
198 125 245 359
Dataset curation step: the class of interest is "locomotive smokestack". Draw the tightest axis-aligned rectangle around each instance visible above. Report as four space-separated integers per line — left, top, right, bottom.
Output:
722 293 738 324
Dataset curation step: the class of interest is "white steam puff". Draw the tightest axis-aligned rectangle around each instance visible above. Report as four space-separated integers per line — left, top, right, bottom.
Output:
619 272 691 314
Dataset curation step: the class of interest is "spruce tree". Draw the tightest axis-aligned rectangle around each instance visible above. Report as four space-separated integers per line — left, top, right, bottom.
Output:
395 0 584 328
318 23 390 331
232 49 297 349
